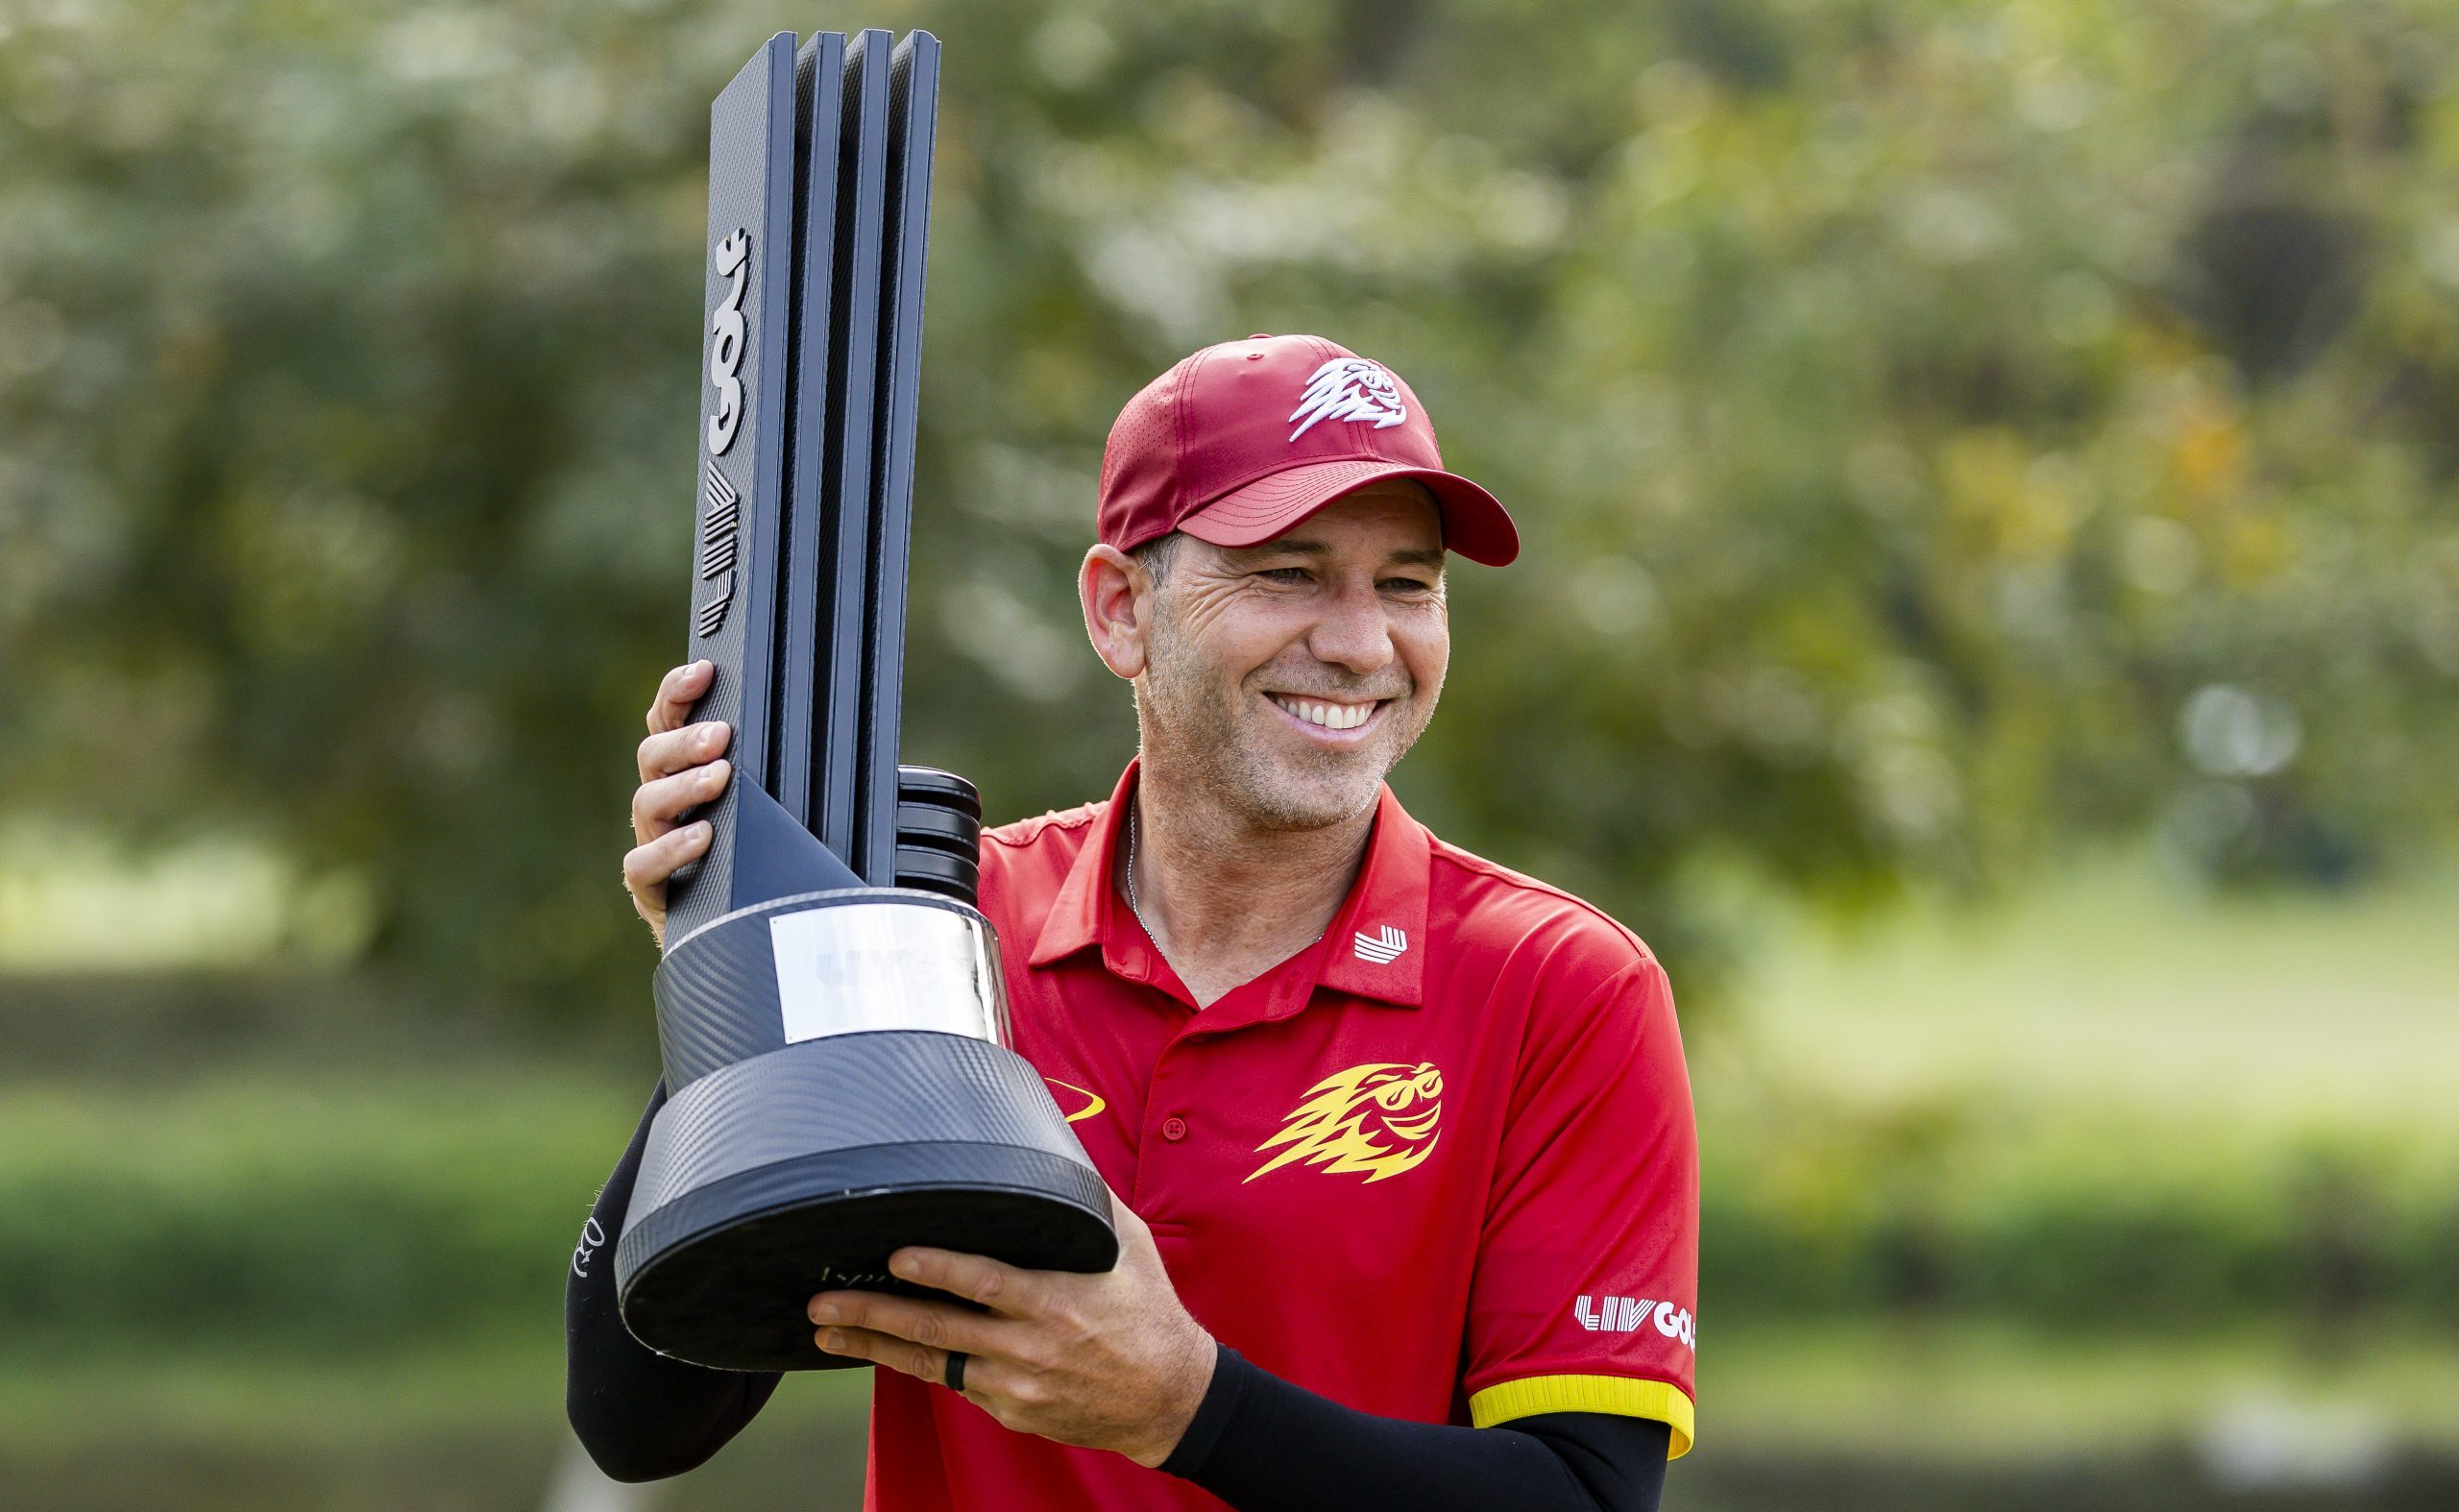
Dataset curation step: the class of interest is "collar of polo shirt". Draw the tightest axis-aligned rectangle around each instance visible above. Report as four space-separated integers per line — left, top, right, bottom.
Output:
1026 758 1432 1020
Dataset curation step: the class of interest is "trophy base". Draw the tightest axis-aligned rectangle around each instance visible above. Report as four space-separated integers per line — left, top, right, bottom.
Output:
614 1031 1116 1371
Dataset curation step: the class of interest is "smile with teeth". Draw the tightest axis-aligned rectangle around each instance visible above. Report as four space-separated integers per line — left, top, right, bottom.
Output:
1267 693 1383 732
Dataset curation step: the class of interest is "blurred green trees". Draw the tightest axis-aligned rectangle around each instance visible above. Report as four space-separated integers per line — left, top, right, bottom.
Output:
4 0 2454 1014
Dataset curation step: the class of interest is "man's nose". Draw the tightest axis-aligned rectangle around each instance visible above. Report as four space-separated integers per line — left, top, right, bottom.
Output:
1305 579 1397 676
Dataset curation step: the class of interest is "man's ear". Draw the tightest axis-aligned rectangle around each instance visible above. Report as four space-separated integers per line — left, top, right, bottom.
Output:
1080 544 1152 681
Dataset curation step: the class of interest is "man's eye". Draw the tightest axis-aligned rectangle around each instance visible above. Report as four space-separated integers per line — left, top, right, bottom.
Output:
1258 567 1311 583
1381 576 1436 594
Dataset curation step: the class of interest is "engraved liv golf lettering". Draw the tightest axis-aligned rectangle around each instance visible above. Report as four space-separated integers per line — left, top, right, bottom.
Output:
697 228 750 639
706 229 751 453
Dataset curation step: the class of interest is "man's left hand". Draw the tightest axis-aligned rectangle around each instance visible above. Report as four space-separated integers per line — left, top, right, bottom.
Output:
808 1190 1216 1469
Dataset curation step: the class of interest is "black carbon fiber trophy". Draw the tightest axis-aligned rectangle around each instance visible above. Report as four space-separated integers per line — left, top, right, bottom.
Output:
613 27 1116 1372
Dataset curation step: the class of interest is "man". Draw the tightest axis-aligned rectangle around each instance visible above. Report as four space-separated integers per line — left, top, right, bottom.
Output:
571 334 1697 1510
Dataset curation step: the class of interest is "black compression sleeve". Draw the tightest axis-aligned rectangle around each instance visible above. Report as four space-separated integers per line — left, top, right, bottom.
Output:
563 1078 783 1482
1160 1344 1669 1512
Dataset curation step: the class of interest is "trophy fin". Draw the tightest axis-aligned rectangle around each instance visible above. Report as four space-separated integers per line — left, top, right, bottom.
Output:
728 780 863 909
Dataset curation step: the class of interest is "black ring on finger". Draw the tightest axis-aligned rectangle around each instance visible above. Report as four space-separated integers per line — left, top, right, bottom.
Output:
943 1351 968 1393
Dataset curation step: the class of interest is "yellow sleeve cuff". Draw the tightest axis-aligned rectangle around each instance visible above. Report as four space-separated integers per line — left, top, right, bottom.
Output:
1468 1374 1695 1458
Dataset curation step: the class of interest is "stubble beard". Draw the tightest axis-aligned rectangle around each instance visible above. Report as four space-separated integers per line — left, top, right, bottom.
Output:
1132 600 1439 834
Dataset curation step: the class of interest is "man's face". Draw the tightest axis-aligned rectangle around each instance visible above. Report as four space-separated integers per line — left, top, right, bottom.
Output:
1136 481 1449 832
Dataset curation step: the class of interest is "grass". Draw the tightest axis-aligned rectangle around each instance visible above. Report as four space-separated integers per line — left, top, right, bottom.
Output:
0 1340 870 1512
0 1338 873 1454
3 846 2455 1507
4 1319 2453 1469
1713 848 2459 1128
9 1060 2453 1342
1707 1319 2459 1460
6 855 2457 1341
0 1068 645 1345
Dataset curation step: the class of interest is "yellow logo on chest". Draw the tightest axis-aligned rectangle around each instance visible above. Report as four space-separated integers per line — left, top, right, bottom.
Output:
1044 1078 1106 1125
1247 1061 1444 1183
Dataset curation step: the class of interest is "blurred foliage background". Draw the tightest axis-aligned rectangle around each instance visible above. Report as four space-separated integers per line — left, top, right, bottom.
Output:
2 0 2455 1507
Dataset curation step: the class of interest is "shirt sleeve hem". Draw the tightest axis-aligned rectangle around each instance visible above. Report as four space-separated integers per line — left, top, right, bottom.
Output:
1467 1374 1694 1459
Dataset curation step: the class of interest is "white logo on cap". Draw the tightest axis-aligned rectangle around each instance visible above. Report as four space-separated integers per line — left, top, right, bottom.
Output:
1289 357 1408 441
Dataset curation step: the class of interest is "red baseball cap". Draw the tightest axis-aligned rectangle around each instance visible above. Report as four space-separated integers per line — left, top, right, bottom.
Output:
1096 333 1519 567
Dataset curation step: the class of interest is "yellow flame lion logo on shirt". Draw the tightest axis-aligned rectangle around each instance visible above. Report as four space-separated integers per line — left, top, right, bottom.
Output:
1246 1061 1444 1183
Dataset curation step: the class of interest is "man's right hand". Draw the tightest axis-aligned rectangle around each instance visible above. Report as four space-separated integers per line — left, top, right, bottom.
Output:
624 659 735 949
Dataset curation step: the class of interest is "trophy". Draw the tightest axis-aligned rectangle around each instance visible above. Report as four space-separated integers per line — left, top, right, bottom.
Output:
613 27 1117 1372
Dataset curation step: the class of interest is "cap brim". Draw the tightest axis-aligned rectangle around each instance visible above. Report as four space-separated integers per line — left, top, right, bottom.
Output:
1177 458 1520 567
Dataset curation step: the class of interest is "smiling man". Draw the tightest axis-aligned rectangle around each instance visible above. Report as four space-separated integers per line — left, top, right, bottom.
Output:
571 334 1698 1511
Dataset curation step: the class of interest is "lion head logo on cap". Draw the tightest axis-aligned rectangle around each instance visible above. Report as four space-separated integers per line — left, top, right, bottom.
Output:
1288 356 1408 442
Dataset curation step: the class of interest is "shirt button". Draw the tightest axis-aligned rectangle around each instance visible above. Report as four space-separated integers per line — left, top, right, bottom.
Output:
1161 1116 1189 1142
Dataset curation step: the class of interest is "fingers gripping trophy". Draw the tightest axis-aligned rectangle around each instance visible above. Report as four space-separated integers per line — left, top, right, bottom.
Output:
614 27 1116 1371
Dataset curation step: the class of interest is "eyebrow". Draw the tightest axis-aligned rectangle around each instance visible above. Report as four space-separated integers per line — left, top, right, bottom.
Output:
1232 540 1447 571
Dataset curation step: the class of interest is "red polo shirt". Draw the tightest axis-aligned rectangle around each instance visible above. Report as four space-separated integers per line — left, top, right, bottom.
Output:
864 761 1698 1509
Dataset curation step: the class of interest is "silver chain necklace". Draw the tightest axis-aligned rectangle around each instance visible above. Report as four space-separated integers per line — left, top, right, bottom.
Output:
1124 802 1155 940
